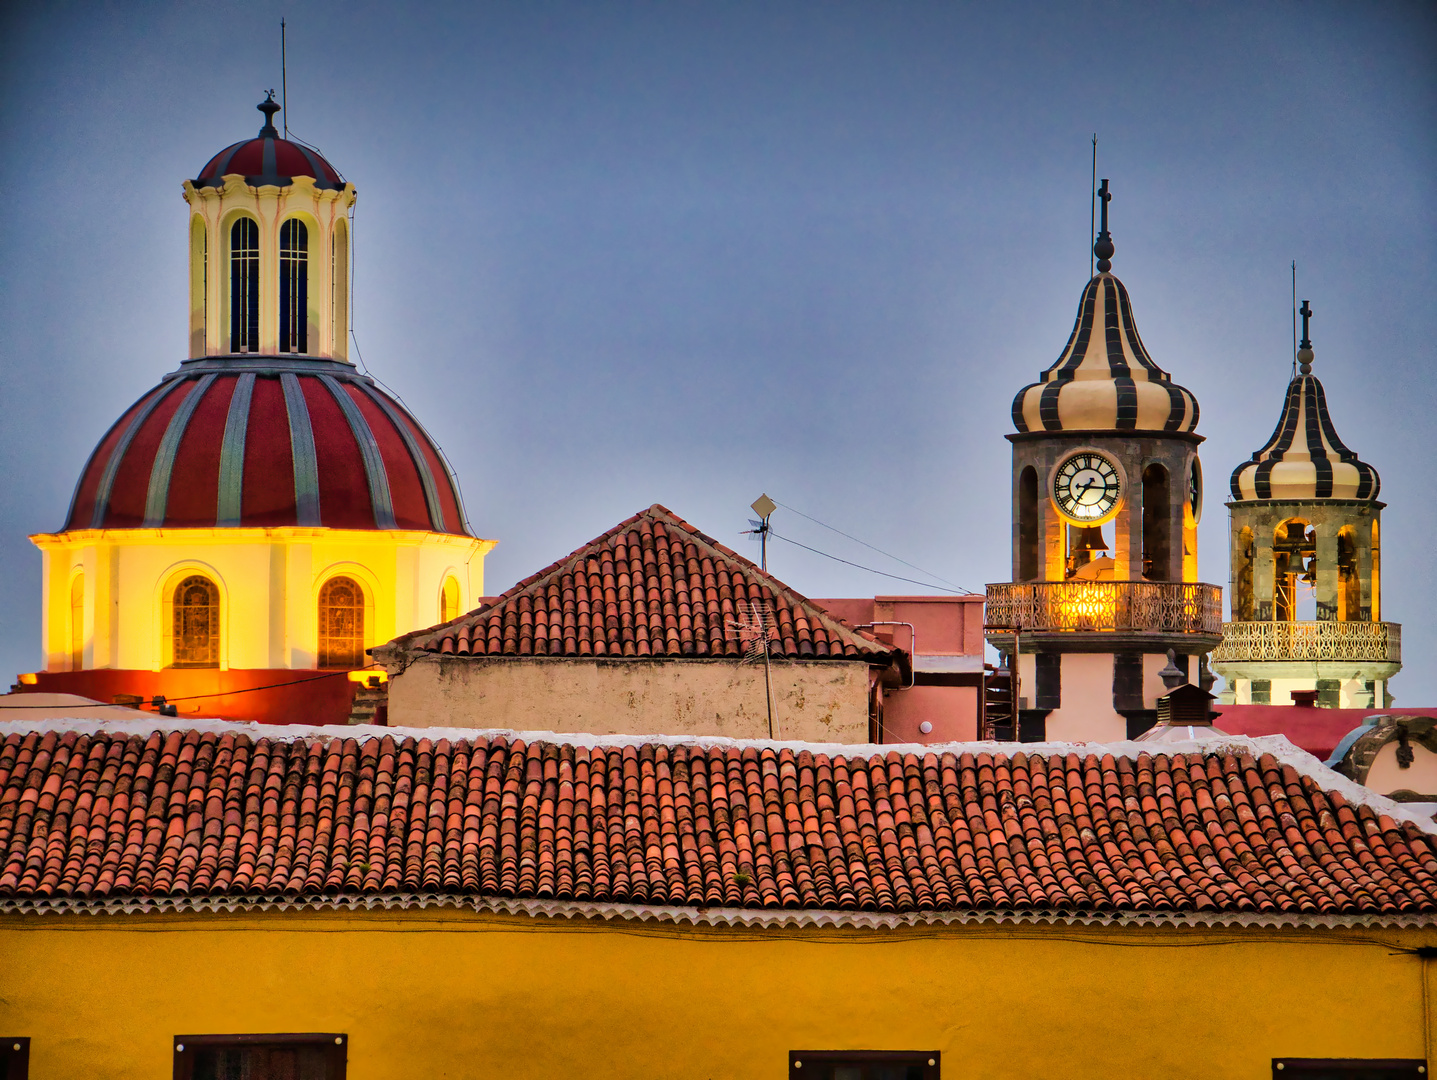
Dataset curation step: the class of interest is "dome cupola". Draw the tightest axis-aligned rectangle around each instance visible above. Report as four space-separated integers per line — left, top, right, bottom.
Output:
194 92 345 191
1229 301 1380 501
1010 181 1199 435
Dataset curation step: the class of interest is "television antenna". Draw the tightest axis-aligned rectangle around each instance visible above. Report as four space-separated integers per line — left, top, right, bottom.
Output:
742 493 777 571
726 598 778 739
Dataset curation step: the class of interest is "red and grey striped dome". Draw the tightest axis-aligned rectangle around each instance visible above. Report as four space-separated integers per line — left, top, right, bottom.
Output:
1010 272 1200 435
194 95 345 192
63 360 469 534
1230 333 1380 502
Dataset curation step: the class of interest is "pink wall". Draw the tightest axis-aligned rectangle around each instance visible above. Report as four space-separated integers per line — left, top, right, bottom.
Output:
815 595 985 657
882 685 980 744
1215 704 1437 762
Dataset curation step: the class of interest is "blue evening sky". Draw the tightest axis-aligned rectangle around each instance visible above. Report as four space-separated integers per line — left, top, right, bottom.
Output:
1 2 1433 702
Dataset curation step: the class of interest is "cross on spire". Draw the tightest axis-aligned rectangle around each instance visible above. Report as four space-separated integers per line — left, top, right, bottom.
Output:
1297 299 1314 375
1093 178 1115 273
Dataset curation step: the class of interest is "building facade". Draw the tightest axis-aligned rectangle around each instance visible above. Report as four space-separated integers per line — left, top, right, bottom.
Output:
1212 300 1400 708
2 721 1436 1078
21 96 493 723
984 182 1222 741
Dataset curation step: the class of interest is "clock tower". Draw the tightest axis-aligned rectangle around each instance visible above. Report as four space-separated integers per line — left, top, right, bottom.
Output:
984 182 1223 740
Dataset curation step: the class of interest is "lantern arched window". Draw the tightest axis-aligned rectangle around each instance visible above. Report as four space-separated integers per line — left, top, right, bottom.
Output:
279 218 308 354
229 217 260 353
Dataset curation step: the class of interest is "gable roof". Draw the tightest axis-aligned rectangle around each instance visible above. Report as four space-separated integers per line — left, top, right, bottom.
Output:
401 504 896 663
4 720 1437 928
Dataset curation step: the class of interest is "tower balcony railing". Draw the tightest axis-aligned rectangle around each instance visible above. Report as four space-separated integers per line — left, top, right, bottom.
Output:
1212 620 1401 665
984 581 1224 636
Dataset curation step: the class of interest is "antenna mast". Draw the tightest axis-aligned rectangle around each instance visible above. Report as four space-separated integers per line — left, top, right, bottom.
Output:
281 18 288 137
1090 134 1097 278
1291 261 1297 379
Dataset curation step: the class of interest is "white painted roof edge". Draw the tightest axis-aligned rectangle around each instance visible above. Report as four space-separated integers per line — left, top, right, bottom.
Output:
4 717 1433 834
4 892 1434 932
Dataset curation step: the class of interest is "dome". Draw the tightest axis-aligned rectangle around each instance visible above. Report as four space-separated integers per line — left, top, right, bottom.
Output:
1229 313 1380 502
1010 271 1200 435
193 94 345 192
63 359 469 534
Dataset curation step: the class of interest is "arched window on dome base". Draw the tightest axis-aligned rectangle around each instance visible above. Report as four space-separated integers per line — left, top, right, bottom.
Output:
230 218 259 353
440 575 461 624
318 576 366 670
280 218 308 354
169 575 220 668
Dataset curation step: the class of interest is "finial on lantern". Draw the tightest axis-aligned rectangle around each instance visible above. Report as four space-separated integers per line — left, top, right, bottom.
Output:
1297 299 1314 374
257 91 281 137
1093 178 1114 273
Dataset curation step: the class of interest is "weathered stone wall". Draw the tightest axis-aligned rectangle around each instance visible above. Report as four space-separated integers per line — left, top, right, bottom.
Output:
388 655 873 742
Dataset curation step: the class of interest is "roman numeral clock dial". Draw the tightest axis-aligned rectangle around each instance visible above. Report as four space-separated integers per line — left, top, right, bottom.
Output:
1052 450 1123 525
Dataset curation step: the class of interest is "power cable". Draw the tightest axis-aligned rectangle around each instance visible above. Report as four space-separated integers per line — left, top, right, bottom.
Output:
773 500 974 594
767 529 964 594
0 668 377 709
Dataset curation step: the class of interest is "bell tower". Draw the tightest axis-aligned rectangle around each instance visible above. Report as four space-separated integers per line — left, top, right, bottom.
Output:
984 182 1223 740
1212 300 1399 707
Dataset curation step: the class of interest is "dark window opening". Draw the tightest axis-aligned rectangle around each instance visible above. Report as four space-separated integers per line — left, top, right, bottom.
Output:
790 1051 939 1080
318 576 365 669
280 218 308 354
175 1034 346 1080
1141 463 1170 581
172 575 219 668
1274 519 1315 622
1018 466 1038 580
229 217 259 353
1 1037 29 1080
1271 1060 1427 1079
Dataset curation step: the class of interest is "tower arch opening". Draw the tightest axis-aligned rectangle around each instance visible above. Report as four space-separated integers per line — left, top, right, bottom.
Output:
1018 466 1038 581
1233 526 1254 621
1141 463 1170 581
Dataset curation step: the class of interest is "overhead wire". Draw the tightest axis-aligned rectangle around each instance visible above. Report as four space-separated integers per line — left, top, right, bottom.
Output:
767 529 964 594
772 500 975 594
0 667 380 709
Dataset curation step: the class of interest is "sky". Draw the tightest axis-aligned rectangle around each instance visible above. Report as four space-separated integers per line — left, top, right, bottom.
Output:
1 1 1433 703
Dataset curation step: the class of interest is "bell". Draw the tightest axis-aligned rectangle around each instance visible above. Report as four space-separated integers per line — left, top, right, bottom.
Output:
1071 526 1109 553
1300 556 1317 584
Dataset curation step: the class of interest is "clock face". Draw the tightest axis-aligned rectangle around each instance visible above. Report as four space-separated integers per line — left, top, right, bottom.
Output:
1189 457 1203 524
1052 451 1123 524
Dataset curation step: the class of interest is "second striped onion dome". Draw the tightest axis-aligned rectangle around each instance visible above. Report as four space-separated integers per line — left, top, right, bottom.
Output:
1011 181 1199 435
1229 303 1380 502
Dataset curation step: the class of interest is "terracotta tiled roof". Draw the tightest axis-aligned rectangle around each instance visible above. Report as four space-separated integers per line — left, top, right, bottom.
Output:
4 726 1437 920
406 504 894 662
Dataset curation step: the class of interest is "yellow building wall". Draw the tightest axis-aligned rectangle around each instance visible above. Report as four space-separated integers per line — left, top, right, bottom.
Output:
1 909 1432 1079
388 655 872 741
30 528 492 673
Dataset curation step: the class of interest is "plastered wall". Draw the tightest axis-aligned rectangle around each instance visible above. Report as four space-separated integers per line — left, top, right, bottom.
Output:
1 909 1432 1079
388 656 872 741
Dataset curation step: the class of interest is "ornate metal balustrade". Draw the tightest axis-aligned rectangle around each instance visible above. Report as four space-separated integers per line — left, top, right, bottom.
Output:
984 581 1223 635
1213 620 1401 664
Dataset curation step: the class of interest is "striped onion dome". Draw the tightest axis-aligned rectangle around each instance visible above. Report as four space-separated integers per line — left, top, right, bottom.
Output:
1229 333 1379 502
1011 271 1200 434
63 358 469 534
194 94 345 192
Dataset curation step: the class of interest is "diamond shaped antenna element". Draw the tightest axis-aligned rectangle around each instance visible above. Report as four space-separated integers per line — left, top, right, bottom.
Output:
751 494 776 519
